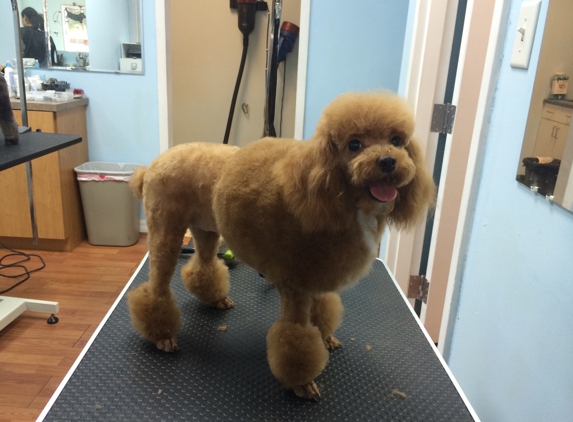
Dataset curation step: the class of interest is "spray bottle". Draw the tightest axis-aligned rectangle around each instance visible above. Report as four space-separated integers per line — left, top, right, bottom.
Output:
3 62 15 98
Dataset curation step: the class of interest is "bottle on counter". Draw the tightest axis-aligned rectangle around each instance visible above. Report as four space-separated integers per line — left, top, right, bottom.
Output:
549 72 569 100
3 62 15 97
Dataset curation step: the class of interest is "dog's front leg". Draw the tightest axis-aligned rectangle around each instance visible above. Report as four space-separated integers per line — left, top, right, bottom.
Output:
311 292 344 350
266 290 329 401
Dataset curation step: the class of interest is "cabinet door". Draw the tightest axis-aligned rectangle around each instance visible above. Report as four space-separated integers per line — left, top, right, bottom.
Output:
552 121 569 159
0 164 32 237
0 111 66 240
533 118 558 158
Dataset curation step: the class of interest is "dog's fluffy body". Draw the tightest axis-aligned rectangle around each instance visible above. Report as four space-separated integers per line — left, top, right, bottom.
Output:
127 92 435 400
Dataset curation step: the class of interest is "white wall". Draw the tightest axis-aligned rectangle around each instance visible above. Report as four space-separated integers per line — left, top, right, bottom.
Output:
447 1 573 420
169 1 301 147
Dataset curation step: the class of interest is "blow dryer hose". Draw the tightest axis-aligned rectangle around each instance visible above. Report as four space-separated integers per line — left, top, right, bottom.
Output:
223 36 249 144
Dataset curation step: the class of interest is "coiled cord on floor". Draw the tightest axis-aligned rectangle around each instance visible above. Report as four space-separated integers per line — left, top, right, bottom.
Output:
0 241 45 294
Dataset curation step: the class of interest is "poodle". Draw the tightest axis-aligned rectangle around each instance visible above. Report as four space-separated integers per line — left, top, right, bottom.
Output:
127 92 435 401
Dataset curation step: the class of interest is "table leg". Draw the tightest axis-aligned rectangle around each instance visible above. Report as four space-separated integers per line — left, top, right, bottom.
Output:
25 161 38 245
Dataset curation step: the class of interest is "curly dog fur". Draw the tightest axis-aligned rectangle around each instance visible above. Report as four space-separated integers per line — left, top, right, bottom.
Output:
127 92 435 400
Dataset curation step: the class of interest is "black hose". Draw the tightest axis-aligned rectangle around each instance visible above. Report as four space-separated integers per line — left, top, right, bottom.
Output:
266 17 280 138
223 36 249 144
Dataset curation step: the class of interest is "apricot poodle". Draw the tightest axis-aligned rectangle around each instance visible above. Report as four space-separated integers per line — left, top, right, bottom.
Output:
127 92 435 400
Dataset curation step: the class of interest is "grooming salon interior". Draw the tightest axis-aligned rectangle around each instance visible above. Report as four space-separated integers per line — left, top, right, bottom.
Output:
0 0 572 421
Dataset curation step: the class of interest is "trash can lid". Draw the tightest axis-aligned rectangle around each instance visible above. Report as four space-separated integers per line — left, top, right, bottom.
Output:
74 162 143 175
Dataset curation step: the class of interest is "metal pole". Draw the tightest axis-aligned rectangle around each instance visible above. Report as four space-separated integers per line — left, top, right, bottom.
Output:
25 161 39 245
11 0 38 245
11 0 28 126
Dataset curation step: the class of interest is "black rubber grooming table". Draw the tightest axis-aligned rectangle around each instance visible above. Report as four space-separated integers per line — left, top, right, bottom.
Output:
39 254 478 421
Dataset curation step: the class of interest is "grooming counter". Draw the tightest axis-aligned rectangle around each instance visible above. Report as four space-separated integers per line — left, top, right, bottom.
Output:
38 254 479 421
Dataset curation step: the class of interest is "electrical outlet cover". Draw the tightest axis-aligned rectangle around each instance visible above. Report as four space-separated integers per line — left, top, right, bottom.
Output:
510 0 542 69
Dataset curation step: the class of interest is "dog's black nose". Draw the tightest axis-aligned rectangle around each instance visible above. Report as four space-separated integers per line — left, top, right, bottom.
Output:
377 156 396 173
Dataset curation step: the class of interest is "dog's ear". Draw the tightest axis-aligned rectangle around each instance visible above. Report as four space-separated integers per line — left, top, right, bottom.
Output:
388 138 436 229
303 133 353 231
276 130 352 232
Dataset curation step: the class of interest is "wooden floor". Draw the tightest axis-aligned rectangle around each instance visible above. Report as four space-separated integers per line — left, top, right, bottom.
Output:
0 235 149 422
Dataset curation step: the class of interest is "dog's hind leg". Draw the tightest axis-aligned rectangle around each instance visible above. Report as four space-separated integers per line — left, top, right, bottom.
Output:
181 227 234 309
127 219 186 352
311 292 344 350
267 290 329 401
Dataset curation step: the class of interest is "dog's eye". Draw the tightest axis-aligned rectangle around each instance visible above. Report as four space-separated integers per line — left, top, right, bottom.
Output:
391 136 402 147
348 139 362 151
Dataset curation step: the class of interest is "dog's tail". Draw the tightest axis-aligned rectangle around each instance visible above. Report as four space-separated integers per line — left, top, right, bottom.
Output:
129 166 147 200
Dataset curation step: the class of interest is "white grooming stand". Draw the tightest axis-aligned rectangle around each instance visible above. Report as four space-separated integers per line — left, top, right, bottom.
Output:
0 2 64 332
0 131 83 331
0 296 59 331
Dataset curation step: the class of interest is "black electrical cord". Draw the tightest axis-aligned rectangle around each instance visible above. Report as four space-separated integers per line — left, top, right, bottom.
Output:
0 241 46 294
266 16 280 137
223 35 250 145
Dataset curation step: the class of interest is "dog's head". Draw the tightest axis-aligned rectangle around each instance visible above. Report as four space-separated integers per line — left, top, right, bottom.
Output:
311 92 435 229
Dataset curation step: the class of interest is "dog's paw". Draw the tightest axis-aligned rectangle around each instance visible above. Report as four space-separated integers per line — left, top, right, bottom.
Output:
293 381 321 402
213 296 234 309
324 335 342 351
156 337 178 352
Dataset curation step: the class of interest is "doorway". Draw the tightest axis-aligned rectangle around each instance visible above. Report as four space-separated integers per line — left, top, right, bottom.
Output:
169 1 301 148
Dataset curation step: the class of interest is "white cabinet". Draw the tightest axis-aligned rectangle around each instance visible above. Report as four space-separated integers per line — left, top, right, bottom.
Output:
534 102 572 159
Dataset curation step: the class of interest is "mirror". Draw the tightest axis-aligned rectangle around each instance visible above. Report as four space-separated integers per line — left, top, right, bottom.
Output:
517 0 573 213
18 0 143 74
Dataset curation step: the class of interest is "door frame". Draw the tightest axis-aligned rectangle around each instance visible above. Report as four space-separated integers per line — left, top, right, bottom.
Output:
156 0 172 154
386 0 510 347
386 0 459 301
436 0 510 356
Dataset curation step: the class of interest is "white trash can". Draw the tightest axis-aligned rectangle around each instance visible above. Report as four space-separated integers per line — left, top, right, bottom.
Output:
74 162 142 246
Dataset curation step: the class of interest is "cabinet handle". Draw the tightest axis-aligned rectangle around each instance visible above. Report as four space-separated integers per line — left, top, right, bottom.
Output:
551 126 556 138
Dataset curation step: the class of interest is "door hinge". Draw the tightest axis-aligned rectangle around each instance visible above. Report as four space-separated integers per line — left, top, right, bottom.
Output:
408 275 430 304
430 103 457 134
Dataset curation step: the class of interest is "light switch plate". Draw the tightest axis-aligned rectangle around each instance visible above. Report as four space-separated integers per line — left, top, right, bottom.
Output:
510 0 541 69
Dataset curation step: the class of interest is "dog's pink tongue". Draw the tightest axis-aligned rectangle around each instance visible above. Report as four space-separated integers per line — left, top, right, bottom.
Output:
370 183 397 202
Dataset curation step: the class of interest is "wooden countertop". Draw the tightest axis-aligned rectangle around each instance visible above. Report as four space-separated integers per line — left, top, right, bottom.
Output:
544 98 573 109
10 97 89 112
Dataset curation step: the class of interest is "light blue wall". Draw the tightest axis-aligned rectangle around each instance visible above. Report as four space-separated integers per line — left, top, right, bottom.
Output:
86 0 129 70
0 0 159 167
303 0 410 140
303 0 411 261
448 1 573 421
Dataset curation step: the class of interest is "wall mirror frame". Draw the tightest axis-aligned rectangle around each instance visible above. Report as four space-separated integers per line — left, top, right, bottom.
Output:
19 0 144 74
517 0 573 214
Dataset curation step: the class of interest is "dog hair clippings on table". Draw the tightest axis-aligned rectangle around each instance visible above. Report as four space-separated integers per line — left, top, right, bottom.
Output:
126 91 436 401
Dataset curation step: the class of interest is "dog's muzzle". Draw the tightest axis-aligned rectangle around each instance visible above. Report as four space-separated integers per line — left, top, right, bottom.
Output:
377 156 396 173
368 156 398 202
